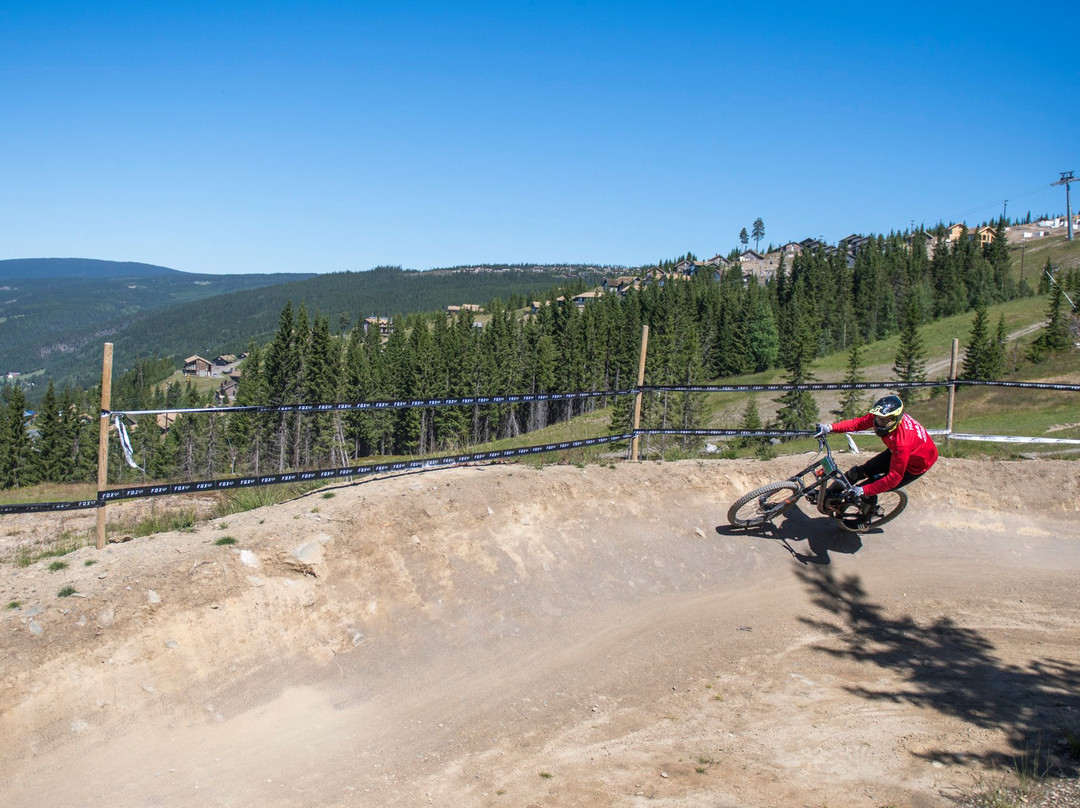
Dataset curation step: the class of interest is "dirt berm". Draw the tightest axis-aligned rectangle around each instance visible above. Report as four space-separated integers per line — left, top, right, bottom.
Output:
1 455 1078 807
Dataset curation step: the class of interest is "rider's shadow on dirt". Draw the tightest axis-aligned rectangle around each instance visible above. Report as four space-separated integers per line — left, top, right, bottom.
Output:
715 505 863 565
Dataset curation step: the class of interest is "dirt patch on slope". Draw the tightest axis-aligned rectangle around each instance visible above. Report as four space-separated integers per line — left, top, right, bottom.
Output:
1 456 1079 807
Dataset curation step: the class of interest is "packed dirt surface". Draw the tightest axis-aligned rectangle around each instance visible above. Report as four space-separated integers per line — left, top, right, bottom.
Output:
1 455 1079 808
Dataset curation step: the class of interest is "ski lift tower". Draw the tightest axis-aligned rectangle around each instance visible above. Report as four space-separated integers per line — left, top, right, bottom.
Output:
1052 171 1076 241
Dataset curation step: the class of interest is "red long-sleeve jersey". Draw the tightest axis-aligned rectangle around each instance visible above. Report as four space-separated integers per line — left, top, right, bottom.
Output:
830 412 939 496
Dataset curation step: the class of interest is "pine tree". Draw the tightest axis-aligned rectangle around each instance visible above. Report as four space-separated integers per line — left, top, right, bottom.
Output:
988 218 1014 299
987 315 1008 379
751 218 765 252
742 283 779 372
960 303 991 381
30 381 66 484
737 396 764 450
225 342 268 474
0 391 10 488
892 300 928 398
303 313 343 466
835 341 865 419
0 386 32 488
931 239 968 318
774 288 819 433
68 388 98 482
1028 279 1072 361
1037 257 1052 294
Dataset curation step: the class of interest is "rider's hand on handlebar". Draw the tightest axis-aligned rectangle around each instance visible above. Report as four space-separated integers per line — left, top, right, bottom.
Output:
813 423 832 439
848 485 864 500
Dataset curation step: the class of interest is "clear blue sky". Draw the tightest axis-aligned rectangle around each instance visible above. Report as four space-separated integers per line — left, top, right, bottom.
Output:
2 1 1076 274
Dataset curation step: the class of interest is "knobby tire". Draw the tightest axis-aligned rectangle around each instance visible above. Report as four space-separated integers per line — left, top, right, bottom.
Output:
727 481 801 528
837 489 908 533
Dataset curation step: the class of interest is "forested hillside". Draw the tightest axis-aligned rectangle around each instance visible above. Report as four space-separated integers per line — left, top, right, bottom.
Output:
0 258 187 279
3 227 1077 493
12 265 607 391
0 259 314 383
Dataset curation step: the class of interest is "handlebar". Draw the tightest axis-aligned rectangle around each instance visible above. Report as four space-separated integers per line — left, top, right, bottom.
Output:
814 434 859 497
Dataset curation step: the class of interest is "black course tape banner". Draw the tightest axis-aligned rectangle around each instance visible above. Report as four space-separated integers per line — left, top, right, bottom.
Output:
0 499 99 516
96 433 634 505
637 428 803 438
643 381 943 393
108 389 636 418
644 379 1080 393
948 380 1080 392
106 379 1076 419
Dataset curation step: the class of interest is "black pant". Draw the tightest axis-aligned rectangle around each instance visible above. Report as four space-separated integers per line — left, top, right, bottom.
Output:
846 450 924 491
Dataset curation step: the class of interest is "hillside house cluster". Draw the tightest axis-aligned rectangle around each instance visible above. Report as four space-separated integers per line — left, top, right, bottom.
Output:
446 303 484 316
215 368 242 404
183 355 213 377
178 353 247 404
1007 216 1080 243
364 316 391 336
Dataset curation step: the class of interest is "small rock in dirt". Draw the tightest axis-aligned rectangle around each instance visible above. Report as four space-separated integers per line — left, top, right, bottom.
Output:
28 621 44 636
96 607 115 627
239 550 260 568
694 527 706 538
282 540 325 576
24 605 43 618
147 590 161 605
70 719 90 735
164 640 179 649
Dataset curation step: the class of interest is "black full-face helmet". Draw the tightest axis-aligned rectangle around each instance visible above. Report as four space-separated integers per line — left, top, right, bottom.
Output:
868 394 904 436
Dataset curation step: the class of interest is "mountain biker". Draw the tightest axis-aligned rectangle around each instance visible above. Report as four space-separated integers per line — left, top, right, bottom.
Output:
813 395 939 504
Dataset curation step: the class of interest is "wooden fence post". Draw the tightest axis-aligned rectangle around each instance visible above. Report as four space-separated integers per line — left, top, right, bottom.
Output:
630 325 649 461
945 338 959 438
96 343 113 550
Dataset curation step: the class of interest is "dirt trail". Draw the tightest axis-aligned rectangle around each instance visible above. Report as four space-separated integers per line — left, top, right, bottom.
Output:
1 456 1078 807
922 321 1047 378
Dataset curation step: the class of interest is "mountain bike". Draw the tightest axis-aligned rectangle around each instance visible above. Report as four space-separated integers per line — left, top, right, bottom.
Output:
727 435 907 533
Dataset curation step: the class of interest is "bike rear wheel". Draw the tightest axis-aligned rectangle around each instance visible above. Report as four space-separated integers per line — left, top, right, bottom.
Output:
836 489 907 533
728 481 801 528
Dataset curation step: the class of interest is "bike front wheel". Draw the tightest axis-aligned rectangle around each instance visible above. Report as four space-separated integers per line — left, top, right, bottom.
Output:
728 481 801 528
836 489 908 533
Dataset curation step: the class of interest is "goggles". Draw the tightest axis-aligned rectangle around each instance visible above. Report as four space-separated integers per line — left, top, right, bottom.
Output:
874 414 899 432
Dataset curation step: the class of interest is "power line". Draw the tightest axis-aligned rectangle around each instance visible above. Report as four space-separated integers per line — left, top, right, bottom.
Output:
939 183 1054 225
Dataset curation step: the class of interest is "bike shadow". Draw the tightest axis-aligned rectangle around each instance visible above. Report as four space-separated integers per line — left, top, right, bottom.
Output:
715 505 865 565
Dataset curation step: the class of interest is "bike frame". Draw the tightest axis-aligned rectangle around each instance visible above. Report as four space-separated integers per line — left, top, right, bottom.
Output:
788 436 859 516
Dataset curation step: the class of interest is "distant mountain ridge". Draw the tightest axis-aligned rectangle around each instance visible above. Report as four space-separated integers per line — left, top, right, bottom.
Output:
0 258 191 280
1 259 611 395
0 259 317 389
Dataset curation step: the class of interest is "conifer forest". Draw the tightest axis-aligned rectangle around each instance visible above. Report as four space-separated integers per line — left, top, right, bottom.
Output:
3 224 1073 491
